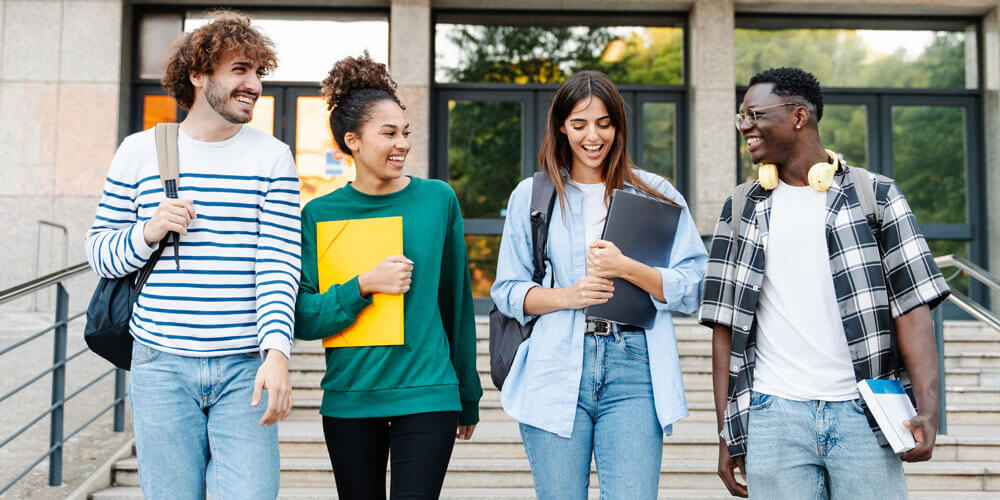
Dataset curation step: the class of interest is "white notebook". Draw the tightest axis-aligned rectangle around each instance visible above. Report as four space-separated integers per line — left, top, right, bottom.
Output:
857 379 917 454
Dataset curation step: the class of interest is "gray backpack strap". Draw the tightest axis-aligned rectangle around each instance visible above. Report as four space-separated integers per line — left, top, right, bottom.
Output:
730 182 754 243
848 166 879 228
154 123 180 198
529 172 556 285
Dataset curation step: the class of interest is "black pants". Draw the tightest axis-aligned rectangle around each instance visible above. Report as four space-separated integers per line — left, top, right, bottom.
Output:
322 411 459 500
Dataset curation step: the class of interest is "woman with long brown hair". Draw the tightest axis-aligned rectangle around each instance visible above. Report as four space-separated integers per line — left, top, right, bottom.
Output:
491 70 707 499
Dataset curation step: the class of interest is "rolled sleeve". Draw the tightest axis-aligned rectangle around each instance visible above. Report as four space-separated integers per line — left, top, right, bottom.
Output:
878 180 950 317
652 203 707 315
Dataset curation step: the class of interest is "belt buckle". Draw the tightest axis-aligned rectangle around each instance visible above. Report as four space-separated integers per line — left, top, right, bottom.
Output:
592 319 612 336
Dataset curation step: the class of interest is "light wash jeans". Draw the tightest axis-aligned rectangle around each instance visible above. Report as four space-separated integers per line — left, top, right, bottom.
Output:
128 341 280 499
519 330 662 500
745 391 908 500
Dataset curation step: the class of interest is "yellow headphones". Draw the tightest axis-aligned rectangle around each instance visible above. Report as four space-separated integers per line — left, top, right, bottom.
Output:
757 149 841 191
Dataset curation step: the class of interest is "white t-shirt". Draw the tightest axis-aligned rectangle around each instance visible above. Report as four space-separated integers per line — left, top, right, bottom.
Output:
578 182 607 255
753 180 859 402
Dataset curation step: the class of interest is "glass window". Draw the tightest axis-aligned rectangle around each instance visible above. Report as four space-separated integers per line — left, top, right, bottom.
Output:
246 96 275 136
447 100 523 219
295 95 353 206
436 24 683 85
142 95 178 130
891 105 967 224
641 101 677 183
181 11 389 82
137 11 183 80
734 28 976 89
467 235 502 298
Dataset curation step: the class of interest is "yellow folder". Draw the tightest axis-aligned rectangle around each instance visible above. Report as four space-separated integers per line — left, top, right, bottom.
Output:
316 216 404 348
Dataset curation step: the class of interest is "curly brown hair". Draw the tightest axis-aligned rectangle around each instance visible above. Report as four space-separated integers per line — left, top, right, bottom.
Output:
320 52 403 154
161 10 277 110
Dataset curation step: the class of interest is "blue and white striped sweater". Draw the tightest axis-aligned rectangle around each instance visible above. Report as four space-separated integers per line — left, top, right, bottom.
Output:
85 126 301 358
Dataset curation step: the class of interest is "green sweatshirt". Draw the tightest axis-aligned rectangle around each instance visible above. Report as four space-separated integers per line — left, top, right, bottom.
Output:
294 176 482 425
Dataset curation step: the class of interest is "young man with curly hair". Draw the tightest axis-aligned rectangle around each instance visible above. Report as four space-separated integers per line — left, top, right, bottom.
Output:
85 11 299 498
700 67 950 499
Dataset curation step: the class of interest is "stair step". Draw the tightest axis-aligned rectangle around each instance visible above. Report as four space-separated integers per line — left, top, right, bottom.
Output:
108 457 1000 491
88 485 1000 499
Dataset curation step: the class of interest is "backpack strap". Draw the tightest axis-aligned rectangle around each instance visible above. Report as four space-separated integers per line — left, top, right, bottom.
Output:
155 123 180 198
729 181 754 244
153 123 181 272
529 172 557 286
848 166 880 229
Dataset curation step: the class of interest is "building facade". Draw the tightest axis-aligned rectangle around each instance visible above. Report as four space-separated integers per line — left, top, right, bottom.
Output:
1 0 998 313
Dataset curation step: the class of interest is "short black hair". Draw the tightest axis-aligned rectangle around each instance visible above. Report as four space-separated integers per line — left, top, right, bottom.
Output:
749 67 824 122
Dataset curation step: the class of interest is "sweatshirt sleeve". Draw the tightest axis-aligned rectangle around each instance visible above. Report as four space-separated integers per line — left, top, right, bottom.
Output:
294 204 373 342
84 137 157 278
438 189 482 426
255 147 302 359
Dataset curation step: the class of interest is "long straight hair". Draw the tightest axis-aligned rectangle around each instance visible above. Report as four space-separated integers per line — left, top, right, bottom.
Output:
538 70 676 216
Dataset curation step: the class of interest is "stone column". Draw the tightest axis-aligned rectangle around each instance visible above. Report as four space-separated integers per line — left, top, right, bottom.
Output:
0 0 121 306
390 0 432 179
983 7 1000 313
688 0 736 235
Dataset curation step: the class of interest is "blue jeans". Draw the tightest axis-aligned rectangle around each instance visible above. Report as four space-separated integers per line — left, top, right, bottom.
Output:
745 391 907 500
519 330 662 500
128 342 280 499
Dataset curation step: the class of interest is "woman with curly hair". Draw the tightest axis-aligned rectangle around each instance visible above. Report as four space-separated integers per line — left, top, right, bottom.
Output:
294 52 482 500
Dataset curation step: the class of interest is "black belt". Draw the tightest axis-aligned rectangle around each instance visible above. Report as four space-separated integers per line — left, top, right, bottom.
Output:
584 318 643 336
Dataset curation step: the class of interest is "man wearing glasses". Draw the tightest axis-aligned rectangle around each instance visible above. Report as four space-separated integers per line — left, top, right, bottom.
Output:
700 67 949 499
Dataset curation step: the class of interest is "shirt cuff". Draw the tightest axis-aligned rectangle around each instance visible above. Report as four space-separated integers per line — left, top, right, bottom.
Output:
259 332 292 361
655 267 686 308
509 281 540 325
459 399 480 426
333 275 373 319
131 220 157 260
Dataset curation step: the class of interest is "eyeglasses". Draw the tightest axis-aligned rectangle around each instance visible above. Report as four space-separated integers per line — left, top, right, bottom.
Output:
734 103 802 129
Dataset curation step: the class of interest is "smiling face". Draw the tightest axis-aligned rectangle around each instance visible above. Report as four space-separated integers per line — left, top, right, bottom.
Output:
739 82 800 166
198 51 263 124
345 99 411 182
560 96 616 180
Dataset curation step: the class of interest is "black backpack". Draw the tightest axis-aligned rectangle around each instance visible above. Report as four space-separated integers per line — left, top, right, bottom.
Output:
488 172 556 390
84 123 177 370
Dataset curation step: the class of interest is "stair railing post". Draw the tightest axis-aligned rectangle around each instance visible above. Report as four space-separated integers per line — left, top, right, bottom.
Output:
113 369 126 432
49 283 68 486
933 305 947 435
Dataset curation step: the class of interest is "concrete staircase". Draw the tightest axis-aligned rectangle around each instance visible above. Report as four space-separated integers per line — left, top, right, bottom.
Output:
91 319 1000 499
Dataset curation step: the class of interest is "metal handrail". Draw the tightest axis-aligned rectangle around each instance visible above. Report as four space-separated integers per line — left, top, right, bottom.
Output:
0 263 127 495
935 254 1000 294
935 254 1000 332
0 261 90 306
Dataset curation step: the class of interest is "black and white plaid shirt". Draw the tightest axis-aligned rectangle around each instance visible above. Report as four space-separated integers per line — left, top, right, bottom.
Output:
700 164 950 458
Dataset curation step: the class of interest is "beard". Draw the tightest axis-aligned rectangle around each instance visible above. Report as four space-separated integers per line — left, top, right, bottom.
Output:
205 76 252 124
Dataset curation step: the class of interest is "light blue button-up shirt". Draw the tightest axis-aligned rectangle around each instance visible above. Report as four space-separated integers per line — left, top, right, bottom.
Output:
491 170 708 438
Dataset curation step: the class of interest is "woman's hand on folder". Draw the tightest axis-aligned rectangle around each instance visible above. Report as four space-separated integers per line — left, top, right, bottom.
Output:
562 276 614 309
586 240 629 279
358 255 413 296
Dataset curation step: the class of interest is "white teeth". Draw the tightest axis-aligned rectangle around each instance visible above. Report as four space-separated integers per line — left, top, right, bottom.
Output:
747 138 762 145
583 145 602 151
388 156 404 162
236 96 253 105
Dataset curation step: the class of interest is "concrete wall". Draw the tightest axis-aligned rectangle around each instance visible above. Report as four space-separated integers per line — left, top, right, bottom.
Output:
3 0 1000 310
0 0 121 309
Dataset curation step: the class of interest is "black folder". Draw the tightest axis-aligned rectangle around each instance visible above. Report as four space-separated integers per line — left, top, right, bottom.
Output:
583 189 681 329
